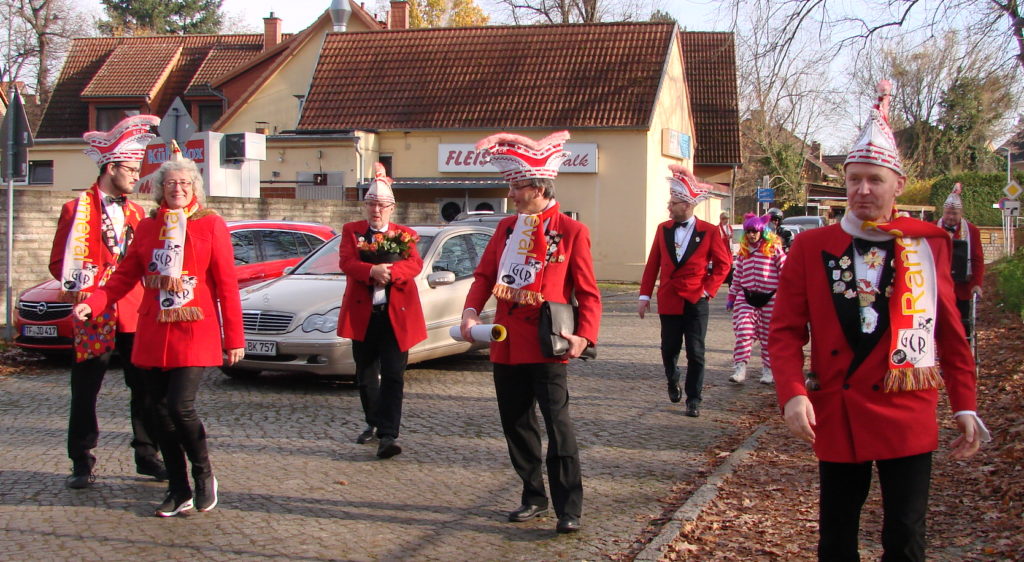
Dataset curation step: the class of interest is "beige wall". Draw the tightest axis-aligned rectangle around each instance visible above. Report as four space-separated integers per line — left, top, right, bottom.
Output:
30 141 97 189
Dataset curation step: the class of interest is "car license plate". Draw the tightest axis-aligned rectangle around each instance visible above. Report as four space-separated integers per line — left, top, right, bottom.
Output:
246 340 277 356
23 325 58 338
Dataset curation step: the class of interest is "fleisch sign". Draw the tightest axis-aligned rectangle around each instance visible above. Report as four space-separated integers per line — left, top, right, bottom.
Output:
438 143 598 173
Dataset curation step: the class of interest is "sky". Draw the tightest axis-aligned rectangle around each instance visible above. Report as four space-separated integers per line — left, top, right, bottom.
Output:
77 0 726 34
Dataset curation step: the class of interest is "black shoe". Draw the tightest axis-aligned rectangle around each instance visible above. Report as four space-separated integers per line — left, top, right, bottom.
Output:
194 475 218 512
155 490 194 517
685 401 700 417
508 503 549 522
376 437 402 459
356 425 377 444
668 382 682 403
65 472 95 489
136 458 168 481
556 515 581 533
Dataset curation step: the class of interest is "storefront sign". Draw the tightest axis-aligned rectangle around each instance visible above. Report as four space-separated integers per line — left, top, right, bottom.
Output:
438 143 598 173
137 138 208 194
662 129 691 159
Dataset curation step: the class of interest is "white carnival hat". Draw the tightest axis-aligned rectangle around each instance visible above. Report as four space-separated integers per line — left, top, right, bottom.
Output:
844 80 904 176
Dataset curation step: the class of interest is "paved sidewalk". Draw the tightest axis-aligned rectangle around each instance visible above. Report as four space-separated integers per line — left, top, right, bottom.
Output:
0 292 776 561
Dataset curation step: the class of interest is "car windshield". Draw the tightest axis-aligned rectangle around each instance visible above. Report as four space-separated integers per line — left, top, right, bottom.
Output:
290 235 435 275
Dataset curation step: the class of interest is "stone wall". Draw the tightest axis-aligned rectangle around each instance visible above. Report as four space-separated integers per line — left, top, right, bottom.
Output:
0 187 440 324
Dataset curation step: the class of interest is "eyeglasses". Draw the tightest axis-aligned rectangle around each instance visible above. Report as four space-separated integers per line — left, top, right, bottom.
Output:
163 180 193 187
363 202 393 209
509 181 538 190
113 164 141 176
744 228 760 234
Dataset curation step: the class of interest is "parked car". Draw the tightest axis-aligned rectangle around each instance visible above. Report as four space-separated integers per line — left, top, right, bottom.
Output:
448 210 512 226
781 215 826 230
14 220 337 354
225 223 499 380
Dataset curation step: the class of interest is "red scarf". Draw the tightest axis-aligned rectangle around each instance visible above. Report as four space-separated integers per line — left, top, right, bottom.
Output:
493 201 561 305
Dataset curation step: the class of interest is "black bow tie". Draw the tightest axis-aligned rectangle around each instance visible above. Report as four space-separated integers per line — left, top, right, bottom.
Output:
853 238 893 255
104 195 127 206
674 220 690 230
943 223 957 233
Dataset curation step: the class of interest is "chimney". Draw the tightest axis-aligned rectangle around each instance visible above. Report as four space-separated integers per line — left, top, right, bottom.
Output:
811 141 822 160
330 0 352 32
389 0 409 30
263 12 282 51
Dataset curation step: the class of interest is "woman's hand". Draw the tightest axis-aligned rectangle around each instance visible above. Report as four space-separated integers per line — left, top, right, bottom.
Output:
73 303 93 322
226 348 244 366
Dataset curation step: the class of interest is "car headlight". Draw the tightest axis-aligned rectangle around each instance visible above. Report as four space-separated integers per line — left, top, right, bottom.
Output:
301 307 340 333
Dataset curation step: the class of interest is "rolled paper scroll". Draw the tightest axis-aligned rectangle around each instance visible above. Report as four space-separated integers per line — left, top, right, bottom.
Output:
449 324 507 342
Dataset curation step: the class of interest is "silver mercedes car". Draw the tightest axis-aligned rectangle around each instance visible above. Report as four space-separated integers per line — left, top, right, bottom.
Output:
224 223 498 380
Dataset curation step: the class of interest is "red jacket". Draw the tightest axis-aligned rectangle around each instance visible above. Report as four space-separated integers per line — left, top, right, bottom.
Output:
336 220 427 352
83 210 245 369
768 224 977 463
464 212 601 365
639 218 732 313
49 189 145 333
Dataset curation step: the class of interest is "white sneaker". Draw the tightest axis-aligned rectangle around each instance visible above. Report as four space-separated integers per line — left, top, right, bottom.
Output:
729 362 747 383
759 366 774 384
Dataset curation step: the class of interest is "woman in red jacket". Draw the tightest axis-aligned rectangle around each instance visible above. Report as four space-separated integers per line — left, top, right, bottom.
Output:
74 154 244 518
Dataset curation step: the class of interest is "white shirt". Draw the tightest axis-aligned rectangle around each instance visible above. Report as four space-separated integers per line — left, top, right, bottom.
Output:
102 196 126 247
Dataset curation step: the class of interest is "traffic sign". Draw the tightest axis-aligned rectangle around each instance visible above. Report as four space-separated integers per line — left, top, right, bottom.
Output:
1003 200 1020 216
1004 181 1022 200
1 88 34 182
158 97 197 147
757 187 775 203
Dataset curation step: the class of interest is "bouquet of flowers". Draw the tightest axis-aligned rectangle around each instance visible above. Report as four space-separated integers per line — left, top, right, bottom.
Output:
357 230 420 263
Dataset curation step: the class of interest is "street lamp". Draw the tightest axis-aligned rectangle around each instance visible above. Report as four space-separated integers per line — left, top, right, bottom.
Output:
1000 147 1012 186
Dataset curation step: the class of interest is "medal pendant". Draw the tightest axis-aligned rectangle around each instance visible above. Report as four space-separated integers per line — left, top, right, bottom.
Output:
860 306 879 334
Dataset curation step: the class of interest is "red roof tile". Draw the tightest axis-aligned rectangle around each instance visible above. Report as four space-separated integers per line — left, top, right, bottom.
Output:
680 32 741 165
82 42 182 98
38 34 267 138
186 44 265 97
298 23 677 131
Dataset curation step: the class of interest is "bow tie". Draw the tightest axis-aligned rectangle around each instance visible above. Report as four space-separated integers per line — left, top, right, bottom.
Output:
104 195 127 206
852 237 893 255
943 223 957 233
674 220 690 230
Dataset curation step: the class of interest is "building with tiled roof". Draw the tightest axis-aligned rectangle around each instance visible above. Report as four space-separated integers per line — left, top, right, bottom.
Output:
31 5 740 279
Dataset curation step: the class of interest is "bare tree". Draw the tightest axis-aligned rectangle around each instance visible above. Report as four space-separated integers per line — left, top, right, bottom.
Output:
491 0 651 24
1 0 90 106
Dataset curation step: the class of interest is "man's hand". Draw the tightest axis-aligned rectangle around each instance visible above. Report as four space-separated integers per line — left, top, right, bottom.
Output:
637 300 650 319
73 303 93 321
226 348 244 366
783 395 816 445
971 286 983 298
950 414 982 460
559 330 589 359
370 263 393 285
460 309 481 342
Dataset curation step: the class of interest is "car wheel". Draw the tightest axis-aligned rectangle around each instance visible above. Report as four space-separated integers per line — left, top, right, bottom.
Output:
220 366 261 379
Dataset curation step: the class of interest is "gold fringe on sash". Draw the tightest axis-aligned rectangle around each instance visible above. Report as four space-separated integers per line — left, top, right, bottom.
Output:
492 284 544 306
143 275 184 292
882 366 944 392
158 307 204 323
58 290 88 304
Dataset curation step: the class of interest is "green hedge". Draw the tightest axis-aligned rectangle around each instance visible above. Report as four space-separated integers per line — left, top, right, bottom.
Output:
993 250 1024 321
930 172 1024 227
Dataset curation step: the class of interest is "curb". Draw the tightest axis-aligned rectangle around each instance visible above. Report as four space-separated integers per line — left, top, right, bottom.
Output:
634 423 769 561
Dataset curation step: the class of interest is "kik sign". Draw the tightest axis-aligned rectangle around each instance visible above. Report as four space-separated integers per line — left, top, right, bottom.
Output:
438 143 598 173
136 139 208 194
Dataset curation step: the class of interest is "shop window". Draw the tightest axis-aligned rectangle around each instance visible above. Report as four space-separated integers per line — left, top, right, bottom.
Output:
95 107 141 131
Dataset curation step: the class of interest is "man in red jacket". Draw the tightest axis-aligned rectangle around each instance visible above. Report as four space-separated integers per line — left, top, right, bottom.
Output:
337 163 427 459
937 183 985 341
638 165 731 417
460 131 600 534
49 115 165 488
768 81 989 560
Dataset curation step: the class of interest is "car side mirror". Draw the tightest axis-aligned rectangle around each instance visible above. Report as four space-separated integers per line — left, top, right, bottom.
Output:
283 266 294 275
426 271 456 287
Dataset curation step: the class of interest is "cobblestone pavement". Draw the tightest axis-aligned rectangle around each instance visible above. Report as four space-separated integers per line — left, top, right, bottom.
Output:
0 291 776 561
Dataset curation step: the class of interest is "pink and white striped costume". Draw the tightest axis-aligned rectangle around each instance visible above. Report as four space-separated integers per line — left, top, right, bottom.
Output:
728 243 786 366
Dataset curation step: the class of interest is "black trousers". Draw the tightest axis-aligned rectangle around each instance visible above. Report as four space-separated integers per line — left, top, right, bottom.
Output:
351 308 408 439
818 452 932 562
493 362 583 519
145 366 212 494
659 297 710 404
955 298 973 341
67 331 159 473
